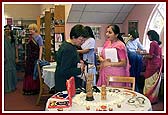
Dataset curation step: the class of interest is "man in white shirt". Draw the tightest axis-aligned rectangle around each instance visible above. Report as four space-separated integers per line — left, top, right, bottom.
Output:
126 37 145 52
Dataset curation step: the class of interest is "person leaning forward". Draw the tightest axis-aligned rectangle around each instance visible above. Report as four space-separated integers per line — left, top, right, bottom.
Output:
54 24 89 93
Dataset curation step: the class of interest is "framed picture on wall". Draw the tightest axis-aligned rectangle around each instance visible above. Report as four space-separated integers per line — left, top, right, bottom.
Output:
128 20 138 34
91 26 101 39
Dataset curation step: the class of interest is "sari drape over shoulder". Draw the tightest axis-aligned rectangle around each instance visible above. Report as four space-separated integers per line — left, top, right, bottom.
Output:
4 35 17 93
23 37 40 93
143 41 162 103
97 40 130 87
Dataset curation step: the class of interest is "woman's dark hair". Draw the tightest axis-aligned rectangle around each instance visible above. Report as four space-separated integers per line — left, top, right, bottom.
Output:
108 24 125 44
84 26 95 39
147 30 162 45
70 24 89 39
129 30 139 39
4 24 15 44
4 24 12 30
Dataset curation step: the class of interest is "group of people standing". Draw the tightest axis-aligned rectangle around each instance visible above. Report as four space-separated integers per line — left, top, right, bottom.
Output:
4 23 162 104
4 24 43 95
55 25 97 92
126 30 146 92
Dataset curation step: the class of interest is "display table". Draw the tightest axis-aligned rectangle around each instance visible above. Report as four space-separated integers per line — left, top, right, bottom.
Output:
42 62 56 89
45 87 152 111
42 63 96 89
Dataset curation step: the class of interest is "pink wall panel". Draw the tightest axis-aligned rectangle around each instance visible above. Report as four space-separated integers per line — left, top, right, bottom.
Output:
122 4 155 42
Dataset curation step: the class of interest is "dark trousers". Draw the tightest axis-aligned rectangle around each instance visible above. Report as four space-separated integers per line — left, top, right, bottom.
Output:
128 51 143 92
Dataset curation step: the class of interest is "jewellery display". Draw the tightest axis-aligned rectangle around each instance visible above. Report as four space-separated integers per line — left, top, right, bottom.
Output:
109 88 121 93
46 87 151 111
127 96 145 107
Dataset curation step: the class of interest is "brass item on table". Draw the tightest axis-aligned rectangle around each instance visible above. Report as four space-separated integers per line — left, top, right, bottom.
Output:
86 106 90 110
117 104 121 108
101 85 106 100
86 74 94 101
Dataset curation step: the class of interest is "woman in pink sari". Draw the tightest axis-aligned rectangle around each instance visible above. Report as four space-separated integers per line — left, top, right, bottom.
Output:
97 25 130 87
143 30 162 104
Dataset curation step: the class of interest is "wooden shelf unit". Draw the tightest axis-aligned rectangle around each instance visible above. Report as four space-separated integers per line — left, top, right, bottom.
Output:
54 5 65 35
37 5 65 61
44 11 52 61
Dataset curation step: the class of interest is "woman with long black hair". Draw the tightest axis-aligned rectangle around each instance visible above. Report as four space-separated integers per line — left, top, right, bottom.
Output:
143 30 162 104
4 24 18 93
97 24 130 87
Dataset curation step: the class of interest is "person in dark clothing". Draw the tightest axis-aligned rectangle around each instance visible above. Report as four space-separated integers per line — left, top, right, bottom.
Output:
54 24 89 92
76 46 83 60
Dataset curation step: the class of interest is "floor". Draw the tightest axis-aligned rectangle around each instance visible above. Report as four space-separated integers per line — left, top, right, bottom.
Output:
4 71 164 112
4 72 47 111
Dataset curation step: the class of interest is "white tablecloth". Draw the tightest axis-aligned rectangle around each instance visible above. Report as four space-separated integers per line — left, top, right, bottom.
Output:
42 63 96 89
45 87 152 111
42 62 56 89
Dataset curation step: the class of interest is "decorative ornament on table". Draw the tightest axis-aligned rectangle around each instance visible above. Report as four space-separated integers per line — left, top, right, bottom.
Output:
86 106 90 110
85 74 94 101
101 85 107 100
117 104 121 108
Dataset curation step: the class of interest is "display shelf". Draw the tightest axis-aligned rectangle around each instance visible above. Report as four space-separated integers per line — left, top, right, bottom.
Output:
37 5 65 61
54 5 65 53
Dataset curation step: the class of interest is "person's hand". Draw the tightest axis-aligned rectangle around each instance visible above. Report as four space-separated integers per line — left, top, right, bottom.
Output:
102 60 111 67
80 60 84 64
142 50 147 54
136 49 141 54
80 63 85 72
78 60 85 72
98 56 105 62
141 50 147 55
99 58 111 69
105 58 111 62
137 49 147 55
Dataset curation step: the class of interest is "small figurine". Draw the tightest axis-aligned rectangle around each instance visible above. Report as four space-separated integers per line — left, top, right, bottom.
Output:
86 106 90 110
86 74 94 101
117 104 121 108
109 107 113 111
101 85 106 100
57 108 63 111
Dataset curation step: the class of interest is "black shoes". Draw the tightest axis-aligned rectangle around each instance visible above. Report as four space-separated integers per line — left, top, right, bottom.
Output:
75 86 100 94
76 87 86 94
93 86 100 93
